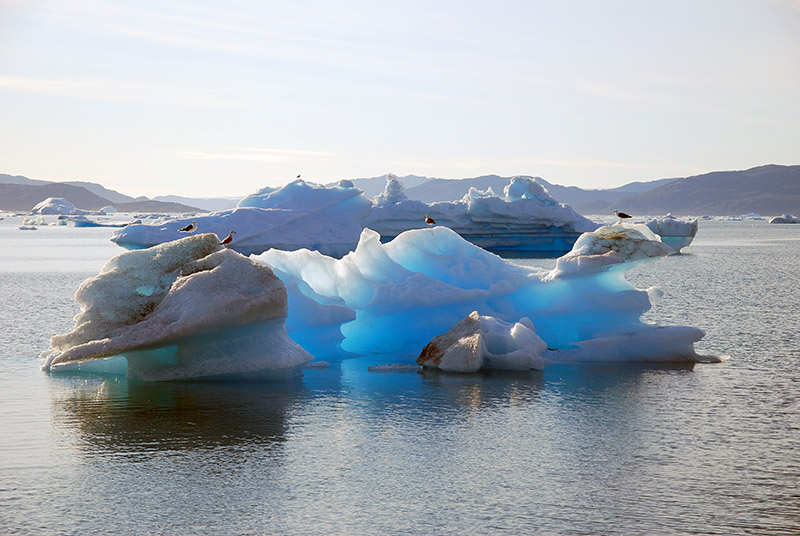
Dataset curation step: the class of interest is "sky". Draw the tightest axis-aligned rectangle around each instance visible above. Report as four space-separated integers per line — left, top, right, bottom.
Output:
1 0 798 198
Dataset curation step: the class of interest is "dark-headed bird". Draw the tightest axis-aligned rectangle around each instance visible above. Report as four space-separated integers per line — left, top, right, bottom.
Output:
613 210 632 220
220 230 236 248
425 215 435 227
178 221 197 235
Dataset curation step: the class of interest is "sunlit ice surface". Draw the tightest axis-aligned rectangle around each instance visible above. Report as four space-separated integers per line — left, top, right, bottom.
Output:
41 221 723 381
255 223 725 368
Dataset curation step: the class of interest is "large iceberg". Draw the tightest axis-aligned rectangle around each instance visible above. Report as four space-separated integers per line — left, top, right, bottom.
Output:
365 174 597 257
111 175 597 258
254 223 723 365
42 234 313 380
645 214 699 252
111 180 372 257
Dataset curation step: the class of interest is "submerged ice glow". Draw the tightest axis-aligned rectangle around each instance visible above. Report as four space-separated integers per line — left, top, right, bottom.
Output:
255 223 723 367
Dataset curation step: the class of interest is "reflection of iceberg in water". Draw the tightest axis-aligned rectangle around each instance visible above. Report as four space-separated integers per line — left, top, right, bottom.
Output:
49 376 307 454
41 234 312 380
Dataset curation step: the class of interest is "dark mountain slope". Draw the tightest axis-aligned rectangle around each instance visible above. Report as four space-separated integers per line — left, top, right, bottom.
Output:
598 165 800 216
0 183 113 211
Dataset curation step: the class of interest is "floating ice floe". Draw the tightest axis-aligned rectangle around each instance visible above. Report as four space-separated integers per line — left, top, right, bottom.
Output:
41 234 313 380
111 175 597 258
31 197 89 215
365 174 597 257
254 223 724 367
645 214 699 252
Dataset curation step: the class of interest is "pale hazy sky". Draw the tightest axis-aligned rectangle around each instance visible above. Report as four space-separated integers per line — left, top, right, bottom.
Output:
1 0 798 197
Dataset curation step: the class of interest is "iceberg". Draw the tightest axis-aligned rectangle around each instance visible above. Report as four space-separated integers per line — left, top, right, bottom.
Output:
417 311 547 372
41 234 313 381
254 223 723 365
364 174 597 257
111 175 597 259
645 214 699 252
769 214 798 224
111 179 372 257
31 197 89 215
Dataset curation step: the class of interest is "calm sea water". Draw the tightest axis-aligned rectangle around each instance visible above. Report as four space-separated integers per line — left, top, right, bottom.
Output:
1 219 798 535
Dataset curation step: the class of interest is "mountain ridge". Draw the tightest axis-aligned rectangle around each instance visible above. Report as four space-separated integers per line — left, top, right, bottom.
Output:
2 165 798 216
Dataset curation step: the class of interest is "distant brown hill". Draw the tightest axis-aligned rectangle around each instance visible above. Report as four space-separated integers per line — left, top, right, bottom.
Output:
0 183 114 211
587 165 800 216
115 200 201 213
0 183 202 213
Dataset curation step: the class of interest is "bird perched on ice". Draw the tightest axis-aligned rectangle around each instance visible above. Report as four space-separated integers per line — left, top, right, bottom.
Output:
178 221 197 235
219 230 236 248
613 210 632 221
425 215 435 227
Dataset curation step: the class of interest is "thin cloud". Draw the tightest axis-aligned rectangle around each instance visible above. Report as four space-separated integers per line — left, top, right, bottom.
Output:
177 148 336 163
0 74 242 108
390 158 664 171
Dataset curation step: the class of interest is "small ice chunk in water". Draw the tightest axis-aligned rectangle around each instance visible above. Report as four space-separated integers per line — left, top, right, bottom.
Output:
417 311 547 373
645 214 699 252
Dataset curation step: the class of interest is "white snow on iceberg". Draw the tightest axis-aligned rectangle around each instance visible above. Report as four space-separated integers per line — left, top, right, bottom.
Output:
254 224 723 364
42 234 313 381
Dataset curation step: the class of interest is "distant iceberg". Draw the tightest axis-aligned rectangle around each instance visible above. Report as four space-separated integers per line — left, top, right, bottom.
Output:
111 180 372 257
769 214 798 224
42 234 313 380
31 197 89 215
645 214 698 252
111 175 597 258
365 174 597 257
254 223 723 366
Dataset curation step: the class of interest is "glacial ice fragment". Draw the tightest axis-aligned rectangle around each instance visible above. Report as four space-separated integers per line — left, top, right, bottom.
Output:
254 223 722 364
111 179 372 257
417 311 547 372
364 175 597 256
42 233 313 380
112 175 597 258
645 214 699 252
31 197 88 215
